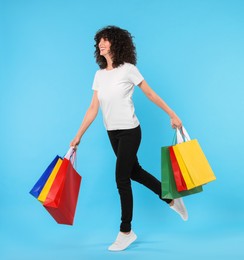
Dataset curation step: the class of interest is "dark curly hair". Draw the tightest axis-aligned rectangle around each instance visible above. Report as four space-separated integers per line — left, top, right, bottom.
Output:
94 25 137 69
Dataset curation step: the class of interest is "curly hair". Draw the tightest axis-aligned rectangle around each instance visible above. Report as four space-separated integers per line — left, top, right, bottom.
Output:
94 25 137 69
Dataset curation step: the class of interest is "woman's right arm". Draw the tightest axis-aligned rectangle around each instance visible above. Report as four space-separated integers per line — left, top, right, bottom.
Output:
70 91 99 147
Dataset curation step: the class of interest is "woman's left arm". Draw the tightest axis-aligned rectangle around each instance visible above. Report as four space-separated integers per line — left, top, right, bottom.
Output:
138 80 182 128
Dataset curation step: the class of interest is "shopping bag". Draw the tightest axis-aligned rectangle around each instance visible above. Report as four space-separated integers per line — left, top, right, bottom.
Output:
173 128 216 188
172 127 196 189
161 145 203 199
29 155 61 198
43 149 81 225
37 157 63 203
169 146 187 192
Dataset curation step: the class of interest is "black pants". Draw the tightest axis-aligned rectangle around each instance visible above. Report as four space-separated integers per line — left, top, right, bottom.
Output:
107 125 172 232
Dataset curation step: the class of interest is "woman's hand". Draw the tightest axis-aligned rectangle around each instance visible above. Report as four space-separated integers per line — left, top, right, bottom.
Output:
170 113 182 129
70 136 81 149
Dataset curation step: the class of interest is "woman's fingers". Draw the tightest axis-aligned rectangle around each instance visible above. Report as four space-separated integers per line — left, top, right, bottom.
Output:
171 117 182 129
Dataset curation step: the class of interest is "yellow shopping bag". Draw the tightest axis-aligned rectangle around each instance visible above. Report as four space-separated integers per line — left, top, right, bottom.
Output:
173 139 216 188
38 158 63 203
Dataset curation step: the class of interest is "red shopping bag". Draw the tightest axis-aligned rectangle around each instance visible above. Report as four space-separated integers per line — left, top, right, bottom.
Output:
43 152 81 225
169 146 187 192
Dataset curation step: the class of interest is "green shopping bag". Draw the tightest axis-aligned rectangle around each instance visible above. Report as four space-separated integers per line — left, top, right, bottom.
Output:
161 146 203 199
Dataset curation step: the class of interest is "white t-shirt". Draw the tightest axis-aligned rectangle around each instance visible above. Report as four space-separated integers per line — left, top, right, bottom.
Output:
92 62 144 130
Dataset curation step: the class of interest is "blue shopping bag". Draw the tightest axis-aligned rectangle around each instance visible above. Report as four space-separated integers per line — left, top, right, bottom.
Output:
29 155 61 198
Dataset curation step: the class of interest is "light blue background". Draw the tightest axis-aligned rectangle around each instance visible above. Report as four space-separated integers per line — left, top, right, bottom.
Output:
1 0 244 259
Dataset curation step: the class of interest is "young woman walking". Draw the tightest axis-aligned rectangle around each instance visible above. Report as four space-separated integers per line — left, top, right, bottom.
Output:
70 25 188 251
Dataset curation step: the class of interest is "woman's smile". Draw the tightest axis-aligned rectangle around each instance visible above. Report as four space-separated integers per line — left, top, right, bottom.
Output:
99 38 111 56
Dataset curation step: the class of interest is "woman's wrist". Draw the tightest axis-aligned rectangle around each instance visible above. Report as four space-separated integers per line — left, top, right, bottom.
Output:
75 133 82 141
168 110 176 118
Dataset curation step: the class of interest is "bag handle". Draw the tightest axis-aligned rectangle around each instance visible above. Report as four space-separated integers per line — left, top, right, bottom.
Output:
71 150 77 168
64 146 75 159
64 147 77 169
176 127 191 144
172 131 177 145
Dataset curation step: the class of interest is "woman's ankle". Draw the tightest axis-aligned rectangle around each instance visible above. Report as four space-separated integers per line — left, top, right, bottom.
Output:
121 231 130 235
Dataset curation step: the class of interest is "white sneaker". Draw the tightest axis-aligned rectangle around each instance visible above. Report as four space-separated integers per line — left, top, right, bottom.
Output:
108 230 137 251
170 198 188 221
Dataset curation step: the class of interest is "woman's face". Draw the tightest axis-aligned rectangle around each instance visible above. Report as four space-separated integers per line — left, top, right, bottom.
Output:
98 37 111 57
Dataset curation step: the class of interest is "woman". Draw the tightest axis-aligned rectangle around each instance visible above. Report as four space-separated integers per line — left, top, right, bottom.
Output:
70 25 188 251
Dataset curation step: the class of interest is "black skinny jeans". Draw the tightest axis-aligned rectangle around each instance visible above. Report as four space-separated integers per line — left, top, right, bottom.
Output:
107 125 172 232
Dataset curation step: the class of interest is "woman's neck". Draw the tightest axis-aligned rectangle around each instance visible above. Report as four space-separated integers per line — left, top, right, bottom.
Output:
105 55 113 70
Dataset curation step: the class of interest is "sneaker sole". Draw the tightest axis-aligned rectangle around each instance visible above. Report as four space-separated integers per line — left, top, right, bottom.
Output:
108 234 137 251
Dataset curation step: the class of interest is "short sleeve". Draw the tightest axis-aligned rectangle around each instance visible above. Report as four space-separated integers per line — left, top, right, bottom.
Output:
128 64 144 86
92 71 99 91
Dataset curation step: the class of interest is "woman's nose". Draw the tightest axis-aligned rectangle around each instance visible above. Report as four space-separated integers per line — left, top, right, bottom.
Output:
99 39 104 46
